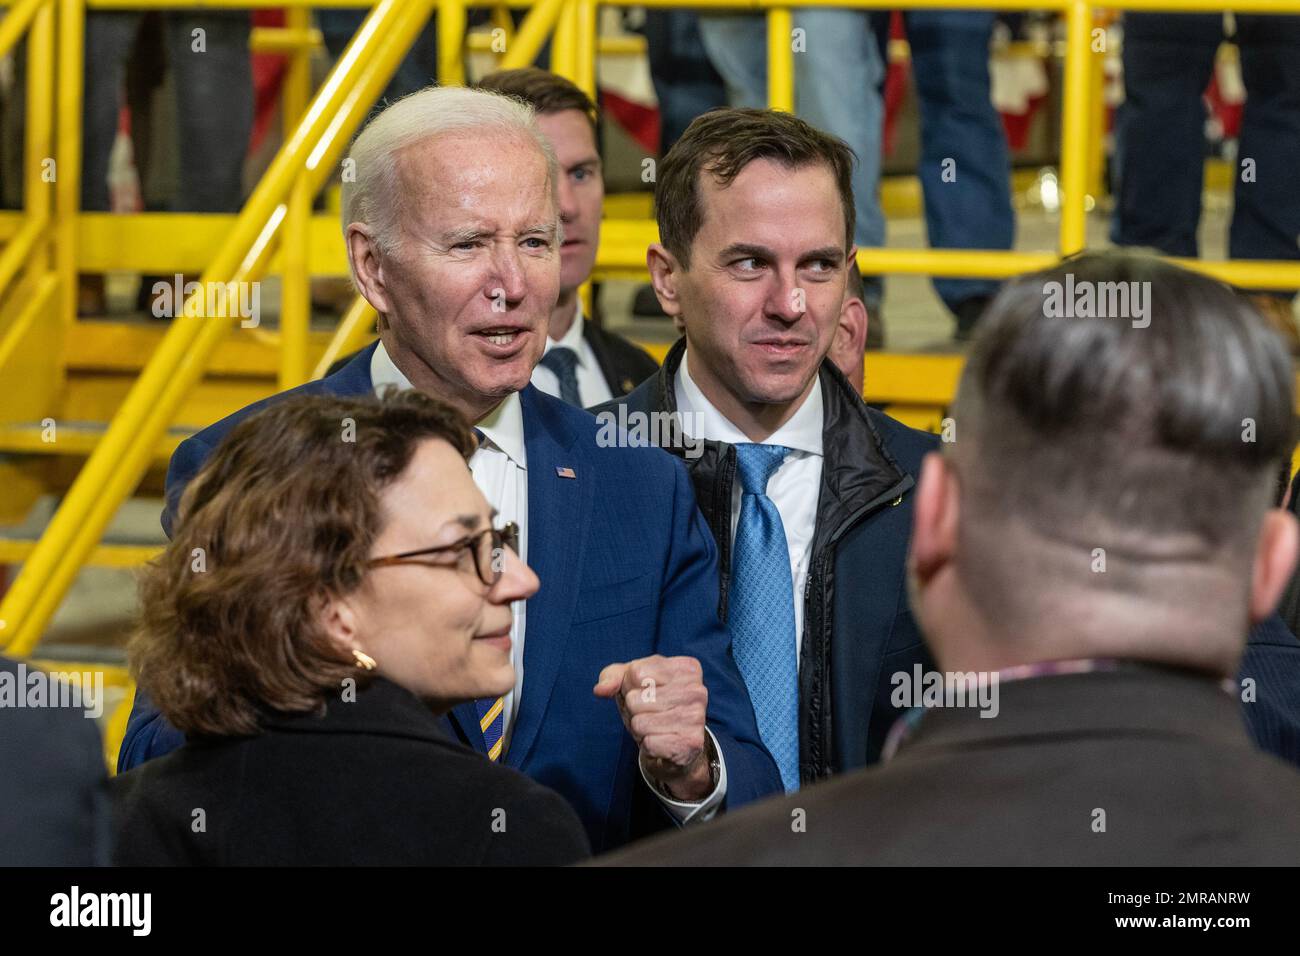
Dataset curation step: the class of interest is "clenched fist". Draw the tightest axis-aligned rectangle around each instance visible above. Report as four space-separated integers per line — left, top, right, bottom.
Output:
594 654 714 801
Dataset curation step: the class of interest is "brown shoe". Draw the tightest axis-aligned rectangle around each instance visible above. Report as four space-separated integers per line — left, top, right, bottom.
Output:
1250 294 1300 356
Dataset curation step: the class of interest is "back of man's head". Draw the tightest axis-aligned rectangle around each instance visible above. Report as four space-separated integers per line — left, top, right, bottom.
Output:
920 252 1297 674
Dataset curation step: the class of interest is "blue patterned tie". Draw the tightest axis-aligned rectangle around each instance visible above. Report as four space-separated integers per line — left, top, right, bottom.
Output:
539 346 583 407
729 443 800 792
471 426 507 760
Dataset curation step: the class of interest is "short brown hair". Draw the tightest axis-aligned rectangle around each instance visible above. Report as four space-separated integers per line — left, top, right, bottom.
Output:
130 389 475 738
476 67 598 134
655 108 856 268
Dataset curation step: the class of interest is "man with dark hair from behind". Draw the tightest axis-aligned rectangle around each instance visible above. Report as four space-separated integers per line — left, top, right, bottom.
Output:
600 251 1300 865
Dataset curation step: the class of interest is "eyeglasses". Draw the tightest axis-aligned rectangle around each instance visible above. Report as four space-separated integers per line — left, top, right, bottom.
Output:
367 522 520 587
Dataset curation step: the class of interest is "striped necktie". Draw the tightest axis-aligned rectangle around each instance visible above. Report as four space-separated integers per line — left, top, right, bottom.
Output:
539 346 583 406
471 425 507 761
728 443 800 792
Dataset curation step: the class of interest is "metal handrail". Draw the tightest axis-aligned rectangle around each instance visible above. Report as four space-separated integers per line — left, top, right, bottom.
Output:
0 0 439 654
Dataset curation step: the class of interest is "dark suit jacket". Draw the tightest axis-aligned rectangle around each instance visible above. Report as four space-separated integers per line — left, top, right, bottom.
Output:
1240 613 1300 768
113 678 591 865
582 319 659 397
597 666 1300 865
0 657 111 865
119 343 781 853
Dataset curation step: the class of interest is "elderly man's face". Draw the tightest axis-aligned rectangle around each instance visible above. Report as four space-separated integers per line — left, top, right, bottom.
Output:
667 159 850 414
372 130 559 412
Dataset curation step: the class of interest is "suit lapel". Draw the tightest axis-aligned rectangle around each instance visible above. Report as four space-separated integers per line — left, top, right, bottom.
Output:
505 386 593 769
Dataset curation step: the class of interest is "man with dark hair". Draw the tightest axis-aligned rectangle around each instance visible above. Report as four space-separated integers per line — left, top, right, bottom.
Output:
602 252 1300 865
596 108 939 792
476 68 658 406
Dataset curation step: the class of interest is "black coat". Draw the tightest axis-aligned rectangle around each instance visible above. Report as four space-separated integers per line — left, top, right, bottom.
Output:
593 338 941 781
581 318 660 397
112 678 591 866
0 657 111 865
599 666 1300 866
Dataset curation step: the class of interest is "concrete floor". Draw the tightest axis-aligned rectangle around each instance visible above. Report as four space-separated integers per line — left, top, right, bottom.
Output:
15 192 1259 662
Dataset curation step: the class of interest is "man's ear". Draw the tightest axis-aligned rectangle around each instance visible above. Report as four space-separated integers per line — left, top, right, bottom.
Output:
910 452 960 588
1249 508 1299 625
346 223 392 315
831 296 869 384
646 243 684 318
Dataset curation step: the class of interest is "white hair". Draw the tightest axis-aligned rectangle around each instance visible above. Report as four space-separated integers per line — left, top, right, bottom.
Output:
340 85 559 268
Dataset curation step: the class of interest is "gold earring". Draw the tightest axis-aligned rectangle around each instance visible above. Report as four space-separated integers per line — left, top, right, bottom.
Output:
352 649 377 671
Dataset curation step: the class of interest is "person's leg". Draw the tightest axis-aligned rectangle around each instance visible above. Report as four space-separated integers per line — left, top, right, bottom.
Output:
697 13 768 110
792 10 886 318
1230 15 1300 268
81 12 141 212
1110 13 1222 256
1232 14 1300 350
165 12 253 213
904 9 1014 325
644 11 726 151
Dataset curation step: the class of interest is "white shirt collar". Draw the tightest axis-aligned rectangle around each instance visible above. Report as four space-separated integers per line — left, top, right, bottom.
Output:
370 340 527 468
675 348 823 456
543 297 589 365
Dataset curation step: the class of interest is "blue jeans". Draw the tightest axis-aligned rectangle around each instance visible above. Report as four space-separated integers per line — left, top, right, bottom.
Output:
642 11 726 151
81 11 252 212
872 10 1014 312
698 11 886 304
1112 13 1300 284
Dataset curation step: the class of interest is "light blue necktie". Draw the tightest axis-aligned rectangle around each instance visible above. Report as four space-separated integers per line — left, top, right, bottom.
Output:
729 443 800 792
539 346 583 407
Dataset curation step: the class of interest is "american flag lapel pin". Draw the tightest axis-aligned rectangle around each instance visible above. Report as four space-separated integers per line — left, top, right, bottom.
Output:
556 466 577 479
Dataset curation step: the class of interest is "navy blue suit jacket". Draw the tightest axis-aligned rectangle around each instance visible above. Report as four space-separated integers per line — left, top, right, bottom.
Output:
1240 613 1300 769
119 344 781 851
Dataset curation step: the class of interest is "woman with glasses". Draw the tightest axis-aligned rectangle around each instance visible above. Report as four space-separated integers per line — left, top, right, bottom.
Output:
113 390 590 865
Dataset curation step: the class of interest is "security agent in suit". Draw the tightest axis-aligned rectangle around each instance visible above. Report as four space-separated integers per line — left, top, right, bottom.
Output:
594 109 939 789
601 252 1300 865
0 656 111 865
117 86 781 853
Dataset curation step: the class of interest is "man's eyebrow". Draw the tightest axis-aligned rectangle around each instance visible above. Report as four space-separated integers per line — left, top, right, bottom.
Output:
568 154 601 170
800 246 847 264
718 242 776 262
520 222 559 240
441 226 492 245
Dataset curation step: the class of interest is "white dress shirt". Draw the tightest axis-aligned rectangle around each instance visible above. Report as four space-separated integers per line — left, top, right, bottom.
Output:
530 299 614 408
371 341 723 823
674 350 825 663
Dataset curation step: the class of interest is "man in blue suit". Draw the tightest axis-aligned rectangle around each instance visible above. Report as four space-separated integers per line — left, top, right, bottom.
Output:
119 85 781 852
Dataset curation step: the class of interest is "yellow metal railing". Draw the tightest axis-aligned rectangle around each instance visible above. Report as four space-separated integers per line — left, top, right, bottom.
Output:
0 0 440 654
5 0 1300 656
